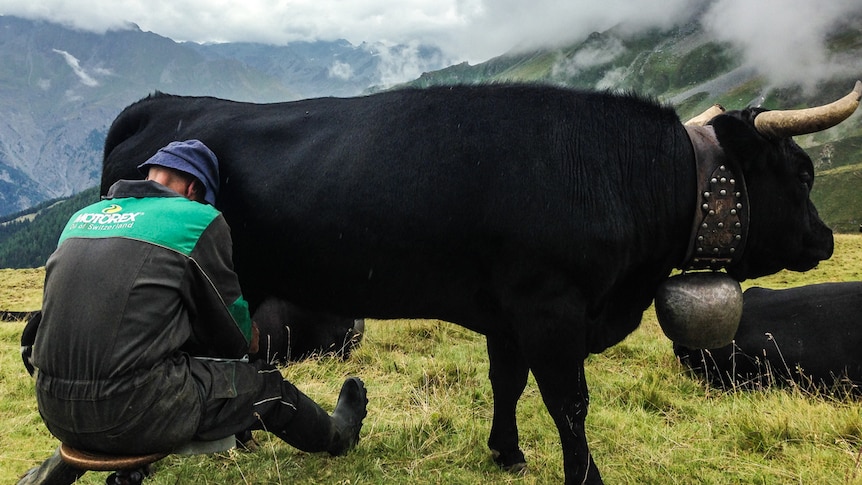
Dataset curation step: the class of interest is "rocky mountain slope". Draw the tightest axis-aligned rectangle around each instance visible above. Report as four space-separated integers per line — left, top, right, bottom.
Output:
0 15 447 216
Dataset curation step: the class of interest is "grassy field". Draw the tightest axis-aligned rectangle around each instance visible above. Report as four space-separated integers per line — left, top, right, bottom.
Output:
3 236 862 484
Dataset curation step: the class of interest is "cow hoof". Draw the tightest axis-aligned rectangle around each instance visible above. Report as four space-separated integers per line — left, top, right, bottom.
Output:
338 319 365 359
353 318 365 336
235 430 259 452
491 449 528 475
502 461 528 475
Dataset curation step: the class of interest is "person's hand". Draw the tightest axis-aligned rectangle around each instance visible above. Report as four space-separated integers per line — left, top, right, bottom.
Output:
249 322 260 354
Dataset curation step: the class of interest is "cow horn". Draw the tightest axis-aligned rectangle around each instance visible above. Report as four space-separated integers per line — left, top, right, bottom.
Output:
684 104 725 126
754 80 862 138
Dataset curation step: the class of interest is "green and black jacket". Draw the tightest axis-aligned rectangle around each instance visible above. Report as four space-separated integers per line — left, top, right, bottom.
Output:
33 180 253 400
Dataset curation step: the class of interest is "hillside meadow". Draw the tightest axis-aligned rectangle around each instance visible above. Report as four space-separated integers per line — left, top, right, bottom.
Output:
3 235 862 484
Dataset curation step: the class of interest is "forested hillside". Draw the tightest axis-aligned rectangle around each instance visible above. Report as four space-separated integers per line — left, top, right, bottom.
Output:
0 187 99 268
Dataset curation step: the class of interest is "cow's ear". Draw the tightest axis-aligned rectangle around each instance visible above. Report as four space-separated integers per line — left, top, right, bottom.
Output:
710 113 768 172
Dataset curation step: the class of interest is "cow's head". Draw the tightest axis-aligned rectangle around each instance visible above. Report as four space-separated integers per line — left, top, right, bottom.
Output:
690 81 860 280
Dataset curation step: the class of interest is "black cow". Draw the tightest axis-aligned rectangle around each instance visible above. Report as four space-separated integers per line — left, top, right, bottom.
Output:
251 297 364 364
675 282 862 393
100 82 860 484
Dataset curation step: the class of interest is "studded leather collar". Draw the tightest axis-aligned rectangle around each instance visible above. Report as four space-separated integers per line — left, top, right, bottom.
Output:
680 125 750 271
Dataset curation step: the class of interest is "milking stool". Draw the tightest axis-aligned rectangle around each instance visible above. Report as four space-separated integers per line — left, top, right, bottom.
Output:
58 444 166 485
19 435 236 485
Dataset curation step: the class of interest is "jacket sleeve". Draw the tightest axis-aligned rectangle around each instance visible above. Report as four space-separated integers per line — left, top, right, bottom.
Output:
184 213 254 358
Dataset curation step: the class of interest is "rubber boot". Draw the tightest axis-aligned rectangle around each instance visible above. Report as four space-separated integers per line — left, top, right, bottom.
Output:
274 377 367 456
17 446 86 485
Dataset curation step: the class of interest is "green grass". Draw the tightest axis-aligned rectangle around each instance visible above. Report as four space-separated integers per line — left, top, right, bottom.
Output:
0 268 43 311
4 236 862 483
812 162 862 234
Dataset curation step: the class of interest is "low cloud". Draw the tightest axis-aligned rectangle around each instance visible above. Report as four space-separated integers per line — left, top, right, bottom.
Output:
328 60 354 81
366 41 450 88
4 0 861 88
1 0 703 64
702 0 862 90
596 67 628 91
551 36 626 79
53 49 99 87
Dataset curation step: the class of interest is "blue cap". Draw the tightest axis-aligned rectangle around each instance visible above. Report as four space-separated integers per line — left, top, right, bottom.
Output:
138 140 220 205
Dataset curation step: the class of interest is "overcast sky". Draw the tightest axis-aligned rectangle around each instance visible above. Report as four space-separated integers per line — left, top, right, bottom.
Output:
3 0 862 87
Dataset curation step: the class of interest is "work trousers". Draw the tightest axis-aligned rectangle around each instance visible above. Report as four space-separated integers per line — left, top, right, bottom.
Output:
36 353 298 454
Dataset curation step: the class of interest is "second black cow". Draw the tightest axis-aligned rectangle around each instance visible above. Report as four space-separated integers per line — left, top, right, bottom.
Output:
100 82 860 484
675 281 862 393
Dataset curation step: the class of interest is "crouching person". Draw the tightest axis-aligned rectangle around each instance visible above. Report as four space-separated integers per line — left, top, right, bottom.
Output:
19 140 367 484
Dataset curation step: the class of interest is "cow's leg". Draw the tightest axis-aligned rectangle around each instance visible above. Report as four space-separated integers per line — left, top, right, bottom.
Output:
486 333 529 472
524 335 602 485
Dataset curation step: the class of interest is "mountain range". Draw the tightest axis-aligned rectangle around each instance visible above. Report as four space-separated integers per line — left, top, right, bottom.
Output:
1 11 861 236
0 15 449 216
